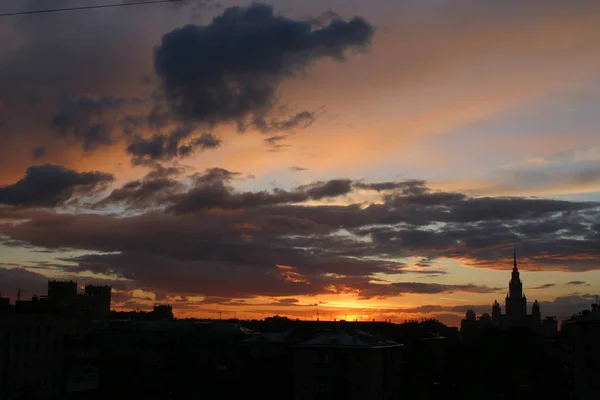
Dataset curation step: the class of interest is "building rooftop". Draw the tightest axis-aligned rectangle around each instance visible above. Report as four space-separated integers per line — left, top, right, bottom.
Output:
295 329 402 349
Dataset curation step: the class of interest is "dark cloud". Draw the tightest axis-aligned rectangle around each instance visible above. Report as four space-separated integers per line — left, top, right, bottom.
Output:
303 179 353 200
244 110 318 134
356 282 500 299
0 267 48 300
145 165 186 180
31 146 46 160
126 126 221 165
413 258 434 268
252 215 331 235
273 298 300 305
0 164 113 207
531 283 555 290
166 169 355 214
354 181 422 192
98 178 183 209
119 114 147 136
96 165 187 209
51 95 143 152
566 281 589 286
289 166 308 172
188 132 221 150
27 96 43 106
153 3 374 125
264 135 289 152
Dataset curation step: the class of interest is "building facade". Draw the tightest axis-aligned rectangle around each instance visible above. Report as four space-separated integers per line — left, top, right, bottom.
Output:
560 302 600 400
293 330 404 400
0 314 94 400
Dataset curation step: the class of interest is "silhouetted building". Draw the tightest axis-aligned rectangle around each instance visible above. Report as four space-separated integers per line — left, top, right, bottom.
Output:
493 249 540 329
0 293 10 311
151 304 173 320
461 249 558 336
0 314 93 400
107 304 174 321
293 330 404 400
96 319 249 399
48 280 78 313
81 285 111 319
560 300 600 400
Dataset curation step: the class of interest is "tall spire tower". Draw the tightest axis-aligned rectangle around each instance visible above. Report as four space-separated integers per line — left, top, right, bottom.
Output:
506 248 527 319
510 248 522 297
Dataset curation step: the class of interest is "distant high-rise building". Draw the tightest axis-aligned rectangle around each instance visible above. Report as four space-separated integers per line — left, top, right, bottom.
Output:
461 249 558 336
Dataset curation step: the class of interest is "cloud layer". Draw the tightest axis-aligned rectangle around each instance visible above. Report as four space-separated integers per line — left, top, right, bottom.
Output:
1 169 599 306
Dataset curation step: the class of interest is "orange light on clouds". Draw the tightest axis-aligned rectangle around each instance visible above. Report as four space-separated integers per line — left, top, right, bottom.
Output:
276 264 310 284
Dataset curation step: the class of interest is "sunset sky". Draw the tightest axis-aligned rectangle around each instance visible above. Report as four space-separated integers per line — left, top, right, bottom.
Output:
1 0 600 326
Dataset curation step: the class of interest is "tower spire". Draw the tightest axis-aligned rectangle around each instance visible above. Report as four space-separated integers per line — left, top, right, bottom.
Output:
513 248 517 269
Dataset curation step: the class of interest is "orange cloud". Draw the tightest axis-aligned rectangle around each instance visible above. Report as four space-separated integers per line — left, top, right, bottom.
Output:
276 264 310 284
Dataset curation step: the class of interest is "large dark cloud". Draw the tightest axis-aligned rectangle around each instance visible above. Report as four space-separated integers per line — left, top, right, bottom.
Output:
153 3 374 125
0 164 113 207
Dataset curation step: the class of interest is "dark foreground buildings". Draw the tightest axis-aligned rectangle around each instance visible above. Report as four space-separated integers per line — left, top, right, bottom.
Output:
0 281 109 400
560 301 600 400
2 275 599 399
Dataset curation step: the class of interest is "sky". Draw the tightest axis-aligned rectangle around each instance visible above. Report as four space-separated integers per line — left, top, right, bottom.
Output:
1 0 600 326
